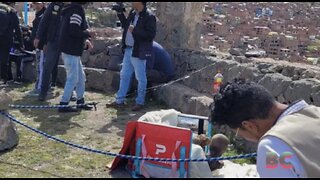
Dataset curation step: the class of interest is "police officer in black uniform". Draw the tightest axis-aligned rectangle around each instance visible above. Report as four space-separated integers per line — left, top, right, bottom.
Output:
0 2 24 85
34 2 65 101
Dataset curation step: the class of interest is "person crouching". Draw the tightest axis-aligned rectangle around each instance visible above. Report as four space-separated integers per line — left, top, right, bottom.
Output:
58 2 96 113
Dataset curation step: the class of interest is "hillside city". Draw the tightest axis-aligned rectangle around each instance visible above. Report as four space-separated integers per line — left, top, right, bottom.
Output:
90 2 320 64
16 2 320 64
201 2 320 63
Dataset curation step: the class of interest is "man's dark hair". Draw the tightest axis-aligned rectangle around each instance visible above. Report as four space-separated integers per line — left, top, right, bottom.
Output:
211 78 275 129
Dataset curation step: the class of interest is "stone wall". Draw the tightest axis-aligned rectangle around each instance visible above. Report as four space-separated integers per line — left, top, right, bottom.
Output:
167 48 320 106
56 66 119 93
80 38 123 71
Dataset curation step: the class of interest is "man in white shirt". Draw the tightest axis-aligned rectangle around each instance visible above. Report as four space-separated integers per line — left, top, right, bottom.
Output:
211 78 320 178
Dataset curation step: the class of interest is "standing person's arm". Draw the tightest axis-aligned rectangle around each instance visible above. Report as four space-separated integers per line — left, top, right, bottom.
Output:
132 14 156 41
30 22 37 43
147 47 155 69
34 3 52 48
83 18 94 51
117 11 128 29
68 13 94 39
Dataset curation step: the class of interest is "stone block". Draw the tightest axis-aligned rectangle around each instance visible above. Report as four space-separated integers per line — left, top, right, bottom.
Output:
258 73 292 97
56 65 119 93
284 78 320 104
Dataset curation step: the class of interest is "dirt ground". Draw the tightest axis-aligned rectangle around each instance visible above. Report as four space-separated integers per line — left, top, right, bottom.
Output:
0 83 166 178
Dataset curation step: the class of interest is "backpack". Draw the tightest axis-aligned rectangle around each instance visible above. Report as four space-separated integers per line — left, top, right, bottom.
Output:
111 121 192 178
0 3 11 36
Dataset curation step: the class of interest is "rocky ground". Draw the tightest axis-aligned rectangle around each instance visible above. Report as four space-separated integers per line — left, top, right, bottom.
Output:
0 83 166 178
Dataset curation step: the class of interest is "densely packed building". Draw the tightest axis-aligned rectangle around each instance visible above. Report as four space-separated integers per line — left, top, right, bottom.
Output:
201 2 320 62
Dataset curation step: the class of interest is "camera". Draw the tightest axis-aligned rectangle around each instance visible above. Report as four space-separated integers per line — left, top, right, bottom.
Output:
112 2 125 13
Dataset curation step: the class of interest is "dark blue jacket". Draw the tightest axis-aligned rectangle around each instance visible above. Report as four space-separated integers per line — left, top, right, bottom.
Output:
117 7 156 60
31 6 46 49
36 2 64 44
147 41 175 78
59 3 90 56
0 6 23 49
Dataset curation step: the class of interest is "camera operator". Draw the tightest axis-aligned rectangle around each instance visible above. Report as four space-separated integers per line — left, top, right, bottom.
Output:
107 2 157 111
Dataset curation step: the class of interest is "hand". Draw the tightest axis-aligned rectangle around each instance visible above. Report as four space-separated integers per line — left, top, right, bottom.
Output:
43 44 47 53
85 40 94 51
20 45 25 51
33 38 40 49
112 3 125 13
128 25 134 33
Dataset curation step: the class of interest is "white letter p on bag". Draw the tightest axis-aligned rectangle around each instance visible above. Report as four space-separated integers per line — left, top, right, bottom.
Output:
155 144 166 155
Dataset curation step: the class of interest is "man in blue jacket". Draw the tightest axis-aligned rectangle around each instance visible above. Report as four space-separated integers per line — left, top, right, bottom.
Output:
107 2 157 111
147 41 175 84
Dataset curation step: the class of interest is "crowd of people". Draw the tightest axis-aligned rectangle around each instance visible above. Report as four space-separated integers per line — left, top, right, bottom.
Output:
0 2 175 112
1 1 320 178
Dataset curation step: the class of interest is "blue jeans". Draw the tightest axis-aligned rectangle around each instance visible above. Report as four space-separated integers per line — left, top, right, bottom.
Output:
60 53 86 103
34 50 46 91
116 48 147 105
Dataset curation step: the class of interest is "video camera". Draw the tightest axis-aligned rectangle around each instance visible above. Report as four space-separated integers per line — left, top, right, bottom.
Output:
112 2 125 13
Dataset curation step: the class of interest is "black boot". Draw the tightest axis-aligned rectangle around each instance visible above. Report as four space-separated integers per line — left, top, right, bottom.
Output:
76 98 93 111
38 92 47 102
58 102 79 113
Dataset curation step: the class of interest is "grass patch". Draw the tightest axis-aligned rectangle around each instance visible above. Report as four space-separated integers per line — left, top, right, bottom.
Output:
223 146 256 165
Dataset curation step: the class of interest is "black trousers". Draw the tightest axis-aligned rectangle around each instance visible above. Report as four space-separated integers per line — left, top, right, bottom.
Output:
7 54 22 81
0 45 10 82
51 57 58 86
39 40 60 95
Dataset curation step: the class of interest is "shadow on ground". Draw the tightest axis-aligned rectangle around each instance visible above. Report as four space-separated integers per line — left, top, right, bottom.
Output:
11 90 82 136
97 95 167 138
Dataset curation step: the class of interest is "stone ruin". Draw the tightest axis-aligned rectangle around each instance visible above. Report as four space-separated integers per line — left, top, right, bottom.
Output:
19 2 320 153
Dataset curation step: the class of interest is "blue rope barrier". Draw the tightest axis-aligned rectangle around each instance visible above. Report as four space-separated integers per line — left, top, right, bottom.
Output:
0 111 257 162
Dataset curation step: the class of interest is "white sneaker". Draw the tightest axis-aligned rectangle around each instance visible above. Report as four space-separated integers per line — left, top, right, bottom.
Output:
6 80 14 83
0 82 8 87
26 89 40 97
13 81 22 85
